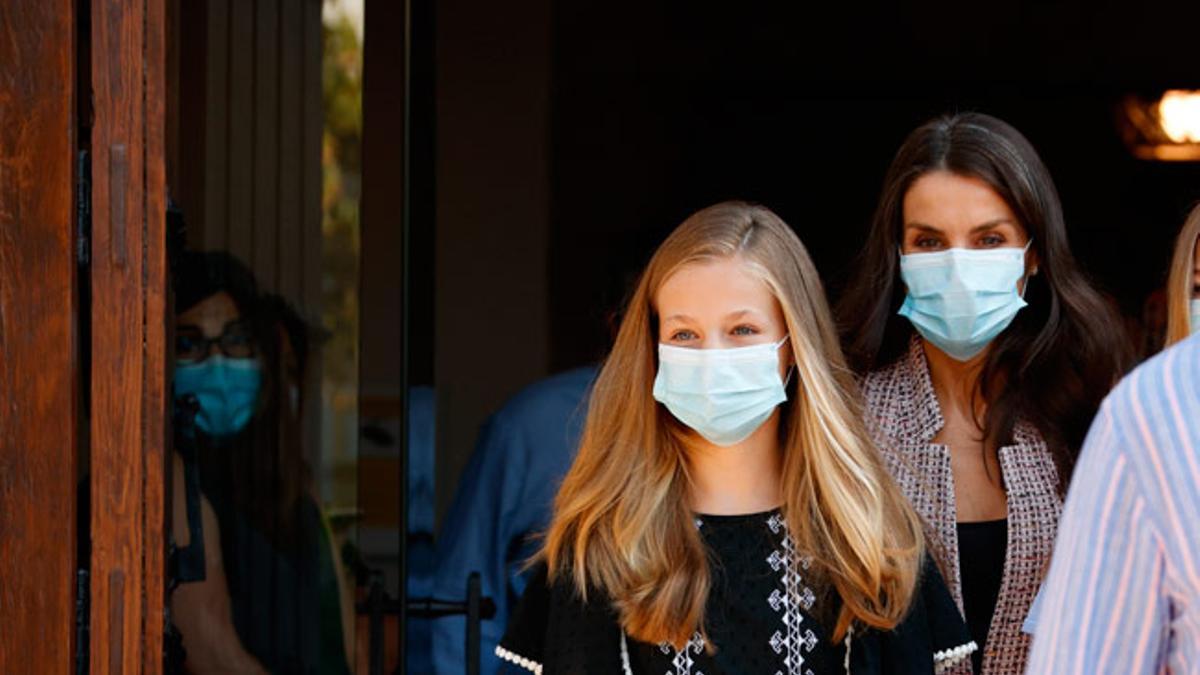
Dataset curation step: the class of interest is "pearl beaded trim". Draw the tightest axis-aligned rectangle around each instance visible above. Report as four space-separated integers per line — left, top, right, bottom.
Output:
933 640 978 674
495 645 544 674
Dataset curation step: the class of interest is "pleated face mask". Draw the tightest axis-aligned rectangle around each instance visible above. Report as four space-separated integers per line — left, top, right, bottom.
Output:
898 243 1032 361
174 355 263 438
652 336 789 446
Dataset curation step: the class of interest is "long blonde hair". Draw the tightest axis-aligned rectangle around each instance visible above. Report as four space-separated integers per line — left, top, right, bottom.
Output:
1166 203 1200 346
542 201 924 648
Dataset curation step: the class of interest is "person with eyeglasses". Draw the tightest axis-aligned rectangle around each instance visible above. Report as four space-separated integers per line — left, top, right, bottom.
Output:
168 251 351 675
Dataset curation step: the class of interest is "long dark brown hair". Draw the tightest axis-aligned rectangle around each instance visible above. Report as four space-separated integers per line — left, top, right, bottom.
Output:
837 113 1131 487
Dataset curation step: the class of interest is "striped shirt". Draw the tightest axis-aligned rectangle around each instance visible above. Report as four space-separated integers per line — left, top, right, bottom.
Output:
1026 333 1200 674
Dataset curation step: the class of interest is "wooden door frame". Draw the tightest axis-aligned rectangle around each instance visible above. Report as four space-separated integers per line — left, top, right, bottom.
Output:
87 0 169 673
0 2 80 670
1 0 191 671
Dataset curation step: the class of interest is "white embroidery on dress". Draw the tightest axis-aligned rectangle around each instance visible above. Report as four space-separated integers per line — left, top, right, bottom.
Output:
766 513 817 675
657 633 706 675
645 513 817 675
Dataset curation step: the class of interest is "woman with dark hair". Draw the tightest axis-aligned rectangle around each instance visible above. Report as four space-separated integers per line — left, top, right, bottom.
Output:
837 113 1130 674
170 251 351 674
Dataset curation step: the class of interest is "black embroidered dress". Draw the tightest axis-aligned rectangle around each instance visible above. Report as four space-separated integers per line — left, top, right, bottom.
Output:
497 509 975 674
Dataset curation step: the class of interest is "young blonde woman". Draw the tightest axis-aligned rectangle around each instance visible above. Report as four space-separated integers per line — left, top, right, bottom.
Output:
1164 203 1200 347
496 202 973 674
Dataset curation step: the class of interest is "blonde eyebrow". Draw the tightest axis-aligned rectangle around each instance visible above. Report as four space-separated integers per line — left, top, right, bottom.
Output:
662 309 765 323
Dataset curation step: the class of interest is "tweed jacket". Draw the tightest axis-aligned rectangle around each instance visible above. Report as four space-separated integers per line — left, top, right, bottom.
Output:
860 338 1062 675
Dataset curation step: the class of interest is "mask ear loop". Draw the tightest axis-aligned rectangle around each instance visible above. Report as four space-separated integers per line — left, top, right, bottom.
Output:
1021 240 1037 298
776 335 795 388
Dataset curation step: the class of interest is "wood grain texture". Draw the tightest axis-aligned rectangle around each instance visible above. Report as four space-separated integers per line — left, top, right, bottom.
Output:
0 2 78 672
89 0 168 672
143 0 169 670
90 0 146 669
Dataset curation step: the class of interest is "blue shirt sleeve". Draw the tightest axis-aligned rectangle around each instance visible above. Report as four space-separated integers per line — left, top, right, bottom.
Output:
432 416 523 675
431 368 593 675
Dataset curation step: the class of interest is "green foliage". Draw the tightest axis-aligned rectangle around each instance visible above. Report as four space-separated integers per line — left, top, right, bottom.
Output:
321 12 362 389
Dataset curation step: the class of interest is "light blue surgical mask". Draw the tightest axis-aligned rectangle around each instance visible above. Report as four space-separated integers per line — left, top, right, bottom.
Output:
652 336 789 447
1191 298 1200 336
898 243 1032 361
174 355 263 438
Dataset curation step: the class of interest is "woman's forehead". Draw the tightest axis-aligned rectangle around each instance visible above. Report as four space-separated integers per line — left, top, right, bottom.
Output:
903 172 1018 229
656 258 781 320
178 291 240 329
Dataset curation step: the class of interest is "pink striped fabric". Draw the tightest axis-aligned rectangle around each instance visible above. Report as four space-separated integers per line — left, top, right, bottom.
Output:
1026 334 1200 674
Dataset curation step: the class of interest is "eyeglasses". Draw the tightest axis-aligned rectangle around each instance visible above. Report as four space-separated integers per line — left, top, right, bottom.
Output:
176 321 256 364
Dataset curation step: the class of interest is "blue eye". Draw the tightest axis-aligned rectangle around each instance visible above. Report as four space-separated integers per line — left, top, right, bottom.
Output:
731 325 758 336
670 330 697 342
979 233 1006 247
915 237 943 250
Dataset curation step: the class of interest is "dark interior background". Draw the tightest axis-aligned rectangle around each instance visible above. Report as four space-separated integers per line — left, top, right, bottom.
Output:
425 0 1200 520
547 0 1200 367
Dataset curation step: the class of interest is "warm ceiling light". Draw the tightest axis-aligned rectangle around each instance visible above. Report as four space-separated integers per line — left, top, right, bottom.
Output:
1119 89 1200 161
1157 90 1200 143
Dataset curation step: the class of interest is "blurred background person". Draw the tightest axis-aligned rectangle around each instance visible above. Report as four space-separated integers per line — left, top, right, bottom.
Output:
430 366 595 675
171 251 352 675
429 227 661 673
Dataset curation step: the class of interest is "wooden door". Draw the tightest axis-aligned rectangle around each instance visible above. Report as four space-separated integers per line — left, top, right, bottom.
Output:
87 0 169 673
0 2 80 671
0 1 168 671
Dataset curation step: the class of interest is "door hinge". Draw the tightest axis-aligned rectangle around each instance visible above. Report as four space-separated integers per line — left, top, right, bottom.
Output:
76 148 91 268
74 568 90 675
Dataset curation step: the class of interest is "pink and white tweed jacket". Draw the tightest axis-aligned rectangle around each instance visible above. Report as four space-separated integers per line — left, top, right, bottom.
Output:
860 338 1062 675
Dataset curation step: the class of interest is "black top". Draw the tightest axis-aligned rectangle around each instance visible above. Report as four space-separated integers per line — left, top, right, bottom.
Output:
500 510 973 674
202 483 350 675
956 519 1007 674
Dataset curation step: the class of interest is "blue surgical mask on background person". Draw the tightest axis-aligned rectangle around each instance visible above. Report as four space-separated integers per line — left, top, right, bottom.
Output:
1191 298 1200 336
898 242 1033 361
653 336 790 446
174 355 263 438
